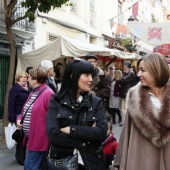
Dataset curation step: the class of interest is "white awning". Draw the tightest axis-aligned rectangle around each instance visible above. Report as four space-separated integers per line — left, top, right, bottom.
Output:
16 36 141 72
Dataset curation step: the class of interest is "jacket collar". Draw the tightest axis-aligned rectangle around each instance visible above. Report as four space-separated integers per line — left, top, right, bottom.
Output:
127 82 170 147
60 92 92 110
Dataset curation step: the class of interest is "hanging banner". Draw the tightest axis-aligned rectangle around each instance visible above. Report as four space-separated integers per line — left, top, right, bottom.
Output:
132 1 139 20
127 22 170 47
153 44 170 56
117 24 127 36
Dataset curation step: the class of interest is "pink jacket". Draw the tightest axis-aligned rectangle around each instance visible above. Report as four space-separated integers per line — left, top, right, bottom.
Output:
17 84 54 151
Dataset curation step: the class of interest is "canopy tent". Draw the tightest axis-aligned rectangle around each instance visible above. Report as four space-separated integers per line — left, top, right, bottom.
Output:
16 36 141 72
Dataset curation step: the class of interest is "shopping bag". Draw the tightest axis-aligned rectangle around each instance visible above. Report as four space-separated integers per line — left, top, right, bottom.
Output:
4 123 17 149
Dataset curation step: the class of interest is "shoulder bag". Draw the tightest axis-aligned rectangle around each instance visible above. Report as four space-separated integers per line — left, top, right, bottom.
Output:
44 147 78 170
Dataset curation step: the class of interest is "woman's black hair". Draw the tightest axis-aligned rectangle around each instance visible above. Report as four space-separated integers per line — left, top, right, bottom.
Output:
56 58 94 100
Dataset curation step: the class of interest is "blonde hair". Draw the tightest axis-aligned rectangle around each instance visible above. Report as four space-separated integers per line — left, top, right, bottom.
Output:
15 71 28 82
114 70 122 80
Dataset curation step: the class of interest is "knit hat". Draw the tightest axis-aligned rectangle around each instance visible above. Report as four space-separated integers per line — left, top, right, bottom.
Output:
85 54 98 60
40 60 53 71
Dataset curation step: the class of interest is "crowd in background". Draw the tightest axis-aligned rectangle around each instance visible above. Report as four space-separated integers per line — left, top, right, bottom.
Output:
7 52 170 170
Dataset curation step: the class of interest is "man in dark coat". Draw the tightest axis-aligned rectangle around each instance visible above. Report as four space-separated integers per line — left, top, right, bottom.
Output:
40 60 57 93
118 61 135 125
85 54 110 110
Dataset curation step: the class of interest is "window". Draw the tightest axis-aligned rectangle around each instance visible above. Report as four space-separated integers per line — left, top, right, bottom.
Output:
89 0 96 26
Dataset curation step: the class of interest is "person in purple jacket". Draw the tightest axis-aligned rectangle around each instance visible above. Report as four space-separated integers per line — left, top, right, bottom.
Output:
17 67 54 170
8 71 30 123
8 71 30 165
108 70 122 125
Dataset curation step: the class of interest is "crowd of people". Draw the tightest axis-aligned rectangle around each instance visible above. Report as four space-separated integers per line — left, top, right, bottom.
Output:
7 52 170 170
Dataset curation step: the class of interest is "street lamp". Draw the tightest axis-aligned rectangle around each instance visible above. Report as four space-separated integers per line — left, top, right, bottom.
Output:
128 16 134 23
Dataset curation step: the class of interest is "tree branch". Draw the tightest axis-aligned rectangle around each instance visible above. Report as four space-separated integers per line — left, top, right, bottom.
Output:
6 0 17 18
12 15 27 25
8 0 17 11
4 0 7 11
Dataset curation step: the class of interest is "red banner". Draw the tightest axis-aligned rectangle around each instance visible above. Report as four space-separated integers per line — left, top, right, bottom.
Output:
132 1 139 20
153 44 170 56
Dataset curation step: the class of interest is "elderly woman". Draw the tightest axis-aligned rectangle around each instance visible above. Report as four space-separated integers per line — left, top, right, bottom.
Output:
8 71 30 123
46 58 108 170
114 53 170 170
8 71 30 165
17 67 54 170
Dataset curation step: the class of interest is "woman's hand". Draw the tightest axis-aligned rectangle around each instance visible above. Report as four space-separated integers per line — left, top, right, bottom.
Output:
16 120 23 130
61 126 70 134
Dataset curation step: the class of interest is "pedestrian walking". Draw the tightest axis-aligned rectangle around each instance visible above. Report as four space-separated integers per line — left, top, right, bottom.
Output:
118 61 135 125
85 54 110 111
108 70 122 124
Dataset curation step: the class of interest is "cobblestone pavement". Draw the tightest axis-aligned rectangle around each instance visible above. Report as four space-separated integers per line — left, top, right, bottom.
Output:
0 119 123 170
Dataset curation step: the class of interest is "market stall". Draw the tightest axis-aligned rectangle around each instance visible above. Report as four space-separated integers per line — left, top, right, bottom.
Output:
16 35 141 72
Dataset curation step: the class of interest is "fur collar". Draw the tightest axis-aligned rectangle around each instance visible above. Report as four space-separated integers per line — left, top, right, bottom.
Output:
127 82 170 148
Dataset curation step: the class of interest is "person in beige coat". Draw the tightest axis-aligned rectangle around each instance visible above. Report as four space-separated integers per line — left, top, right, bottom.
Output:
114 52 170 170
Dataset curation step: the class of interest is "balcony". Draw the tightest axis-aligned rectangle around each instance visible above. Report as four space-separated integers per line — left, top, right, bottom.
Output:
0 1 36 33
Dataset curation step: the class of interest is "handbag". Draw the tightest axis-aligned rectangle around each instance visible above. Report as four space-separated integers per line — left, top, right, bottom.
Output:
12 128 24 142
43 145 78 170
45 154 78 170
12 87 47 142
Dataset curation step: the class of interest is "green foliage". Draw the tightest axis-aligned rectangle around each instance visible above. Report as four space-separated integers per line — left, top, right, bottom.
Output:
21 0 70 22
119 38 136 52
119 38 132 48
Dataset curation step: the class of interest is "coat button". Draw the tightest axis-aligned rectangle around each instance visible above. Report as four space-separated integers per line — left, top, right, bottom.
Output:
82 143 86 147
92 117 95 119
88 107 92 111
72 106 75 109
64 102 67 105
69 116 72 118
58 114 60 117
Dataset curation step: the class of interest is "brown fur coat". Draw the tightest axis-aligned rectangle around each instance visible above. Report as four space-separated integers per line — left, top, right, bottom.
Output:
114 82 170 170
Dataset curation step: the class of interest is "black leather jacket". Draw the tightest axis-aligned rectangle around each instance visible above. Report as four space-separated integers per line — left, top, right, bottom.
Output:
46 92 108 170
118 71 136 98
46 77 57 93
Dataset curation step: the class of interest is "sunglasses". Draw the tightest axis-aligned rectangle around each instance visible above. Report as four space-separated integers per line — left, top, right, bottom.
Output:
74 57 84 62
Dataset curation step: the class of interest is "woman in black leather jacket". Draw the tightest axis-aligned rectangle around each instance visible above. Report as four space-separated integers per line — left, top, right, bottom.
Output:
46 58 108 170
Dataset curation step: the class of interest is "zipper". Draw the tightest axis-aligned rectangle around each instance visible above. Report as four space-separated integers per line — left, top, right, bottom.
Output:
82 151 91 170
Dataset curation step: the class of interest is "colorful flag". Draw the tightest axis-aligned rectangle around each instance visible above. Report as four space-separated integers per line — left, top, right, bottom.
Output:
153 44 170 55
148 28 162 41
132 1 139 20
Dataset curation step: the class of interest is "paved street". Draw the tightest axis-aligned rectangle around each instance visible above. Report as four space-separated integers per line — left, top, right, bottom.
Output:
0 119 122 170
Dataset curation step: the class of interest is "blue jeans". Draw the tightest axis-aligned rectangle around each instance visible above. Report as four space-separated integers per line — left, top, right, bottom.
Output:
24 150 46 170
